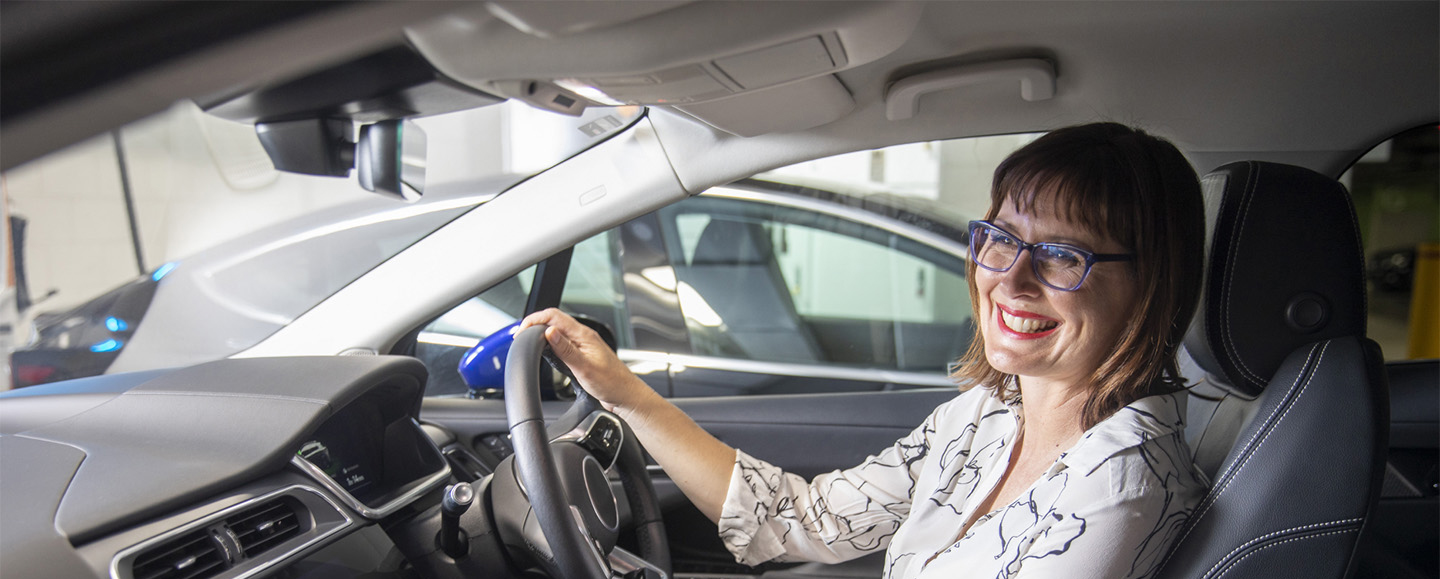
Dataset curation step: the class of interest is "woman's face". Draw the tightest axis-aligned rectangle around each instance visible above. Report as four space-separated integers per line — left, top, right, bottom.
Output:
976 200 1140 391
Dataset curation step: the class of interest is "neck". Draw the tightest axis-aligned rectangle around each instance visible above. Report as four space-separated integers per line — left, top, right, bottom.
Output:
1014 376 1089 453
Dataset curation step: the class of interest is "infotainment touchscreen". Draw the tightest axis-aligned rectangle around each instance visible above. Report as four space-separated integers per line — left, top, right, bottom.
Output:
295 385 447 513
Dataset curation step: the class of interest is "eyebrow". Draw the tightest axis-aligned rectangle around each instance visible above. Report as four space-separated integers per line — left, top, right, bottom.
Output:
991 219 1095 248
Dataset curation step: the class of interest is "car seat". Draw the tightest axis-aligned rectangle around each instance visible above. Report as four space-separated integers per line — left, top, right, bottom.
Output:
676 217 822 363
1157 161 1389 578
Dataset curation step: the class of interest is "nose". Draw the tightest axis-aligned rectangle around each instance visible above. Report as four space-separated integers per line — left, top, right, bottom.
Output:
994 248 1043 295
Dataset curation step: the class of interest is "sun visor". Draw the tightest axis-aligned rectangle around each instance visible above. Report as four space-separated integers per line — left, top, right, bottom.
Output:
676 75 855 137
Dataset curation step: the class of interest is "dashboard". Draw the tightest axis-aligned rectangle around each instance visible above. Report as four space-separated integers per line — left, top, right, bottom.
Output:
0 356 450 579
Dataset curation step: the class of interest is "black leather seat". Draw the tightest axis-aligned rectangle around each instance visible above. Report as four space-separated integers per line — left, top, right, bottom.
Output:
1157 161 1390 578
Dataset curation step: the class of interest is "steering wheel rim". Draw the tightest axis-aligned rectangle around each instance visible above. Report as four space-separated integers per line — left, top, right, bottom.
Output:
505 324 670 579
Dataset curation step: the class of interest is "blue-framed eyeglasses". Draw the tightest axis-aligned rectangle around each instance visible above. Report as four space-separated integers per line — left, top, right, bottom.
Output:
967 220 1134 291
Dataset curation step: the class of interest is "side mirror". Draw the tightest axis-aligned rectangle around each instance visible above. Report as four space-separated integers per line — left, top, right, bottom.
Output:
357 119 426 201
457 316 617 398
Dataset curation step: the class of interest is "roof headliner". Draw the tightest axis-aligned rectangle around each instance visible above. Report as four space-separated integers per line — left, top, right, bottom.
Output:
3 1 1436 184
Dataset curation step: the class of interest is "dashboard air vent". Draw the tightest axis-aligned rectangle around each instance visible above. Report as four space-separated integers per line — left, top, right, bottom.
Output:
225 499 302 557
130 529 224 579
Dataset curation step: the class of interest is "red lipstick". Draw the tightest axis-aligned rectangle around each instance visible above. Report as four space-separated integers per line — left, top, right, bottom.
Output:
995 304 1060 340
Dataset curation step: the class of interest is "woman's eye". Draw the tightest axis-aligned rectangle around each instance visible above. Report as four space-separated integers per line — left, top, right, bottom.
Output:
1038 246 1084 267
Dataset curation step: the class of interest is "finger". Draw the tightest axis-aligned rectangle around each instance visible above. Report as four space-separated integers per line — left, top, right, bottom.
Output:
543 325 587 362
543 325 568 352
518 308 559 330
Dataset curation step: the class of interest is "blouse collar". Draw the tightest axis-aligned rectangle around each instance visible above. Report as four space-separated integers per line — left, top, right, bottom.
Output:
1052 391 1189 476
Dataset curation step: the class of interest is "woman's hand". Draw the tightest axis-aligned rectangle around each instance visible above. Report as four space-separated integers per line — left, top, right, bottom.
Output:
518 308 650 413
520 307 736 522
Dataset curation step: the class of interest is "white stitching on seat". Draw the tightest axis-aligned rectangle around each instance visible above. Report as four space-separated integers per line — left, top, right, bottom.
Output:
1208 342 1329 510
1202 518 1363 579
1201 343 1324 518
1220 162 1265 384
1159 341 1327 570
1213 528 1358 579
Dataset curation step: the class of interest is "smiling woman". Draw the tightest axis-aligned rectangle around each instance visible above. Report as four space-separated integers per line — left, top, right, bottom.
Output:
520 122 1211 579
0 3 1432 579
956 122 1206 430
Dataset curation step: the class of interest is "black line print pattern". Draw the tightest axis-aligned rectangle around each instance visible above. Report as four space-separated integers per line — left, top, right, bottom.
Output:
993 473 1085 576
717 390 1206 579
1127 430 1204 577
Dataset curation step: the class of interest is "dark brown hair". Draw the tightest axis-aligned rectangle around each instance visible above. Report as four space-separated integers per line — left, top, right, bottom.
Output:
951 122 1205 429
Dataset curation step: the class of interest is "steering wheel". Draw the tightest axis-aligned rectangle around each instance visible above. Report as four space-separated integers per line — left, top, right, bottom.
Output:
503 324 671 579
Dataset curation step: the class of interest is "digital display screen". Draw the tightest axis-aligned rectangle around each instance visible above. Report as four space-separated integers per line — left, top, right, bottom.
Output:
296 386 446 510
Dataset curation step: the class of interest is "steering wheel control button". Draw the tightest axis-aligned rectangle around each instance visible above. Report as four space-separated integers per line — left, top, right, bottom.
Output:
572 413 625 468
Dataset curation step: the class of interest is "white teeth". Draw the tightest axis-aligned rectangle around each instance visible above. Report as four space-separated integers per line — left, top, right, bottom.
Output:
1001 310 1058 334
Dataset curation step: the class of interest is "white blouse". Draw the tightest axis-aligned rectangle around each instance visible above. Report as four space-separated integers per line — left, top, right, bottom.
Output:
718 388 1207 579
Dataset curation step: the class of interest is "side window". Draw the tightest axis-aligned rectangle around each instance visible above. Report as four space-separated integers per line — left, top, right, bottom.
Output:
1341 125 1438 360
658 195 972 373
416 230 627 395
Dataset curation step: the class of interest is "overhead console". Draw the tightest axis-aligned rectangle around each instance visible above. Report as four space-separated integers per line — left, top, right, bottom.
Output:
406 1 923 135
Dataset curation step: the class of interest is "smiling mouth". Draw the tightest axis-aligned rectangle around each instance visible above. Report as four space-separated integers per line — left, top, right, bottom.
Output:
999 309 1059 334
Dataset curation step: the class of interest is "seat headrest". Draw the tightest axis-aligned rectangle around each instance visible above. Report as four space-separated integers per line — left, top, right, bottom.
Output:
1183 161 1367 397
691 218 771 265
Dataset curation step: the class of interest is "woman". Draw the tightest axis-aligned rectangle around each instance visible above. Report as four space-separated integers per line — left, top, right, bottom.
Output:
520 122 1209 578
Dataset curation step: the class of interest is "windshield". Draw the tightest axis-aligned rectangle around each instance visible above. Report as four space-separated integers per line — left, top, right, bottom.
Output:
1 100 642 387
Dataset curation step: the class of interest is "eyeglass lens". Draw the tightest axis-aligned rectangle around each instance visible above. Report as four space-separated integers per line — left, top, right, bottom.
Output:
972 225 1088 290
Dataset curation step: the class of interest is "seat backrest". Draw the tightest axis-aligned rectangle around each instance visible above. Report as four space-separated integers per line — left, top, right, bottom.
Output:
1157 161 1389 579
677 217 822 362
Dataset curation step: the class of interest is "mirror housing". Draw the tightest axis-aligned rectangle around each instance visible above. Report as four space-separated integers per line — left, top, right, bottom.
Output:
458 321 521 393
253 117 427 201
357 119 426 201
457 316 617 398
254 118 354 177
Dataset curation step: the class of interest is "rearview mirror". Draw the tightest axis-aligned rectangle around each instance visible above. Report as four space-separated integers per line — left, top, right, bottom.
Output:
357 119 426 201
254 117 427 202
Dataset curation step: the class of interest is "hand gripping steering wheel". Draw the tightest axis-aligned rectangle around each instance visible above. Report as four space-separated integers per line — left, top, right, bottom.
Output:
504 324 671 579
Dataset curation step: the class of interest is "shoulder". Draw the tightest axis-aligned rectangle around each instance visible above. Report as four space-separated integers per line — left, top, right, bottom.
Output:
924 386 1015 436
1061 392 1208 499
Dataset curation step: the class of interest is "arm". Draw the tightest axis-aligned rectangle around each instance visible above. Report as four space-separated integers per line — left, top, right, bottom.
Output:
719 412 937 565
522 308 943 566
519 308 736 522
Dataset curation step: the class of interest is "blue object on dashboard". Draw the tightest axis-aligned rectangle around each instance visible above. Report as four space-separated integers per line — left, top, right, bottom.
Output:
151 262 177 281
458 321 521 392
89 339 123 353
105 316 128 332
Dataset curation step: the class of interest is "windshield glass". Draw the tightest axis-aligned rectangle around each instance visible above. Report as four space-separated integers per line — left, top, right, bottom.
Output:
1 100 642 387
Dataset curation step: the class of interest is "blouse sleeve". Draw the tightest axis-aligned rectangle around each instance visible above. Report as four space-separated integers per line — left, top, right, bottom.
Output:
716 404 944 566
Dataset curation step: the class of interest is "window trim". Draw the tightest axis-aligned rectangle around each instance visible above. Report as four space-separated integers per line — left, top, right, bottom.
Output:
618 349 956 388
701 186 970 263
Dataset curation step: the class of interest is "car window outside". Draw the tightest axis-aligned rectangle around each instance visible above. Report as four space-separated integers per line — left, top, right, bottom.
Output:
659 195 971 373
416 230 628 396
1340 124 1439 360
417 133 1043 398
